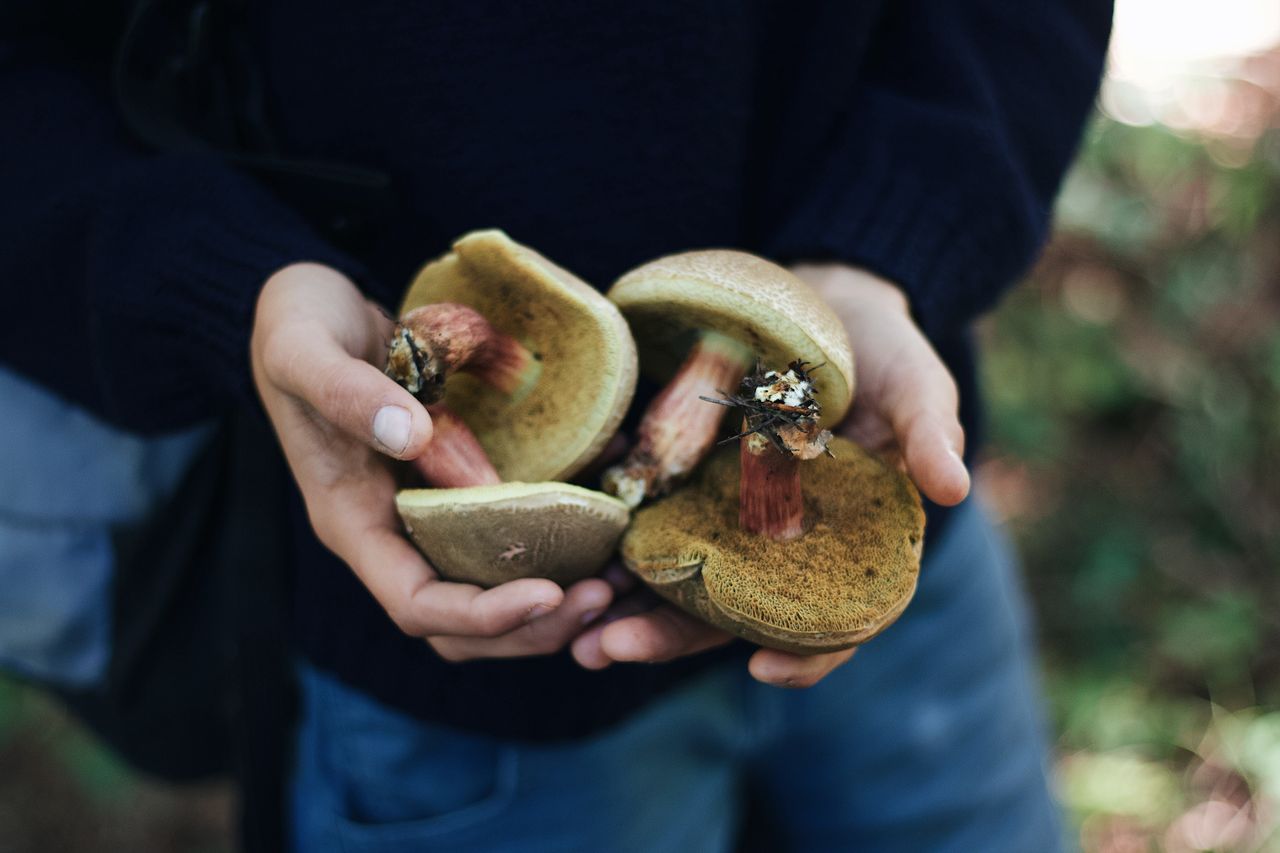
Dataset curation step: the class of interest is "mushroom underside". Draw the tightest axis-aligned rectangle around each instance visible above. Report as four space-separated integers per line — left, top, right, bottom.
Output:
397 482 630 588
620 438 925 655
400 230 637 482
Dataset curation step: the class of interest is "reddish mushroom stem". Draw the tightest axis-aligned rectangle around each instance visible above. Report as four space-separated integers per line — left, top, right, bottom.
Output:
386 303 538 404
603 331 753 507
411 405 503 488
709 363 832 541
739 428 807 541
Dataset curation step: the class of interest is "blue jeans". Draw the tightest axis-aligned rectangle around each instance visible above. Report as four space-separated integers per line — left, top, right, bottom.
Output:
291 498 1062 852
0 366 210 688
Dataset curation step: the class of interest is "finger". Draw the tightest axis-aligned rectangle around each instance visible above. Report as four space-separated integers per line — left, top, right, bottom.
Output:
896 410 970 506
880 346 970 506
748 646 857 688
596 606 733 664
266 322 433 460
430 578 613 662
569 591 665 670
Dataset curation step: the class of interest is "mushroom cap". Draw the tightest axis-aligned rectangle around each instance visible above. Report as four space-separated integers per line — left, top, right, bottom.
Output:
608 250 855 428
400 230 638 482
621 437 924 654
397 482 630 588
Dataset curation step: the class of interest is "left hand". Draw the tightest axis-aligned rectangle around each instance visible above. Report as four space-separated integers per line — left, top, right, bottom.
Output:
571 263 970 687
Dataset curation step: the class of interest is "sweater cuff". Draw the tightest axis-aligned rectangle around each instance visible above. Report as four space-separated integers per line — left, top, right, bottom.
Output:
85 155 366 427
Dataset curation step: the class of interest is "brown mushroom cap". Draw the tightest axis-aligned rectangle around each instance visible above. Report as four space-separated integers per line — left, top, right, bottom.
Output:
620 437 925 654
608 250 855 429
397 482 630 588
400 230 638 482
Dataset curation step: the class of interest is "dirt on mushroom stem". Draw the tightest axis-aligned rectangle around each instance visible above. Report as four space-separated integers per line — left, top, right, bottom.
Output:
706 362 832 541
386 302 538 404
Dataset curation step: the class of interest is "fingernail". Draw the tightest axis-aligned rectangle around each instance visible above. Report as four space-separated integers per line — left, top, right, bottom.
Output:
525 603 556 623
580 608 603 626
373 406 412 454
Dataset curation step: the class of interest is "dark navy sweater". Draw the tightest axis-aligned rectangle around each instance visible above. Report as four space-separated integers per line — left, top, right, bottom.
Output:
1 1 1110 739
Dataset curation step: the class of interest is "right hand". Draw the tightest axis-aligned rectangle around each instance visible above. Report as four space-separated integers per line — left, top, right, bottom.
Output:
250 263 613 661
572 263 969 687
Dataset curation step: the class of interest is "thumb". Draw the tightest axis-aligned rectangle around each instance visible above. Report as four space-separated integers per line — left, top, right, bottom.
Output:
878 337 970 507
271 325 434 459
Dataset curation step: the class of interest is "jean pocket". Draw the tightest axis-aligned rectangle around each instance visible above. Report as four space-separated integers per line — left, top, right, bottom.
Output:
311 670 520 846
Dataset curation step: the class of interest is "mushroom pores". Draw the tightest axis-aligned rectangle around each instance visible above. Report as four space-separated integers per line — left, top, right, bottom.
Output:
397 483 631 588
401 230 638 483
620 437 926 654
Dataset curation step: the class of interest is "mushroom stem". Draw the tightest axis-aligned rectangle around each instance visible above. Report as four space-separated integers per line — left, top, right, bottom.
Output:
603 331 753 507
739 428 806 541
411 405 503 488
715 362 833 541
387 303 538 404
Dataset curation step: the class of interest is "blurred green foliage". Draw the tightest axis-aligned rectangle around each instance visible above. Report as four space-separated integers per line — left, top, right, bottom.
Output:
982 89 1280 849
0 681 231 852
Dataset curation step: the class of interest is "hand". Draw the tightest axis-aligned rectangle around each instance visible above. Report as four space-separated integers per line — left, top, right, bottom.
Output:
251 263 613 661
571 571 853 688
799 263 970 504
572 263 968 686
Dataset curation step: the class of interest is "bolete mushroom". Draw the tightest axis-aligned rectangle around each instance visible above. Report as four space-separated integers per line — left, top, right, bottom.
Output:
612 251 925 654
621 433 925 654
386 230 636 587
602 250 854 506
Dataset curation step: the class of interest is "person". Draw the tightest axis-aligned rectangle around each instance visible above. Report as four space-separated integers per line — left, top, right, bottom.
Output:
1 1 1112 850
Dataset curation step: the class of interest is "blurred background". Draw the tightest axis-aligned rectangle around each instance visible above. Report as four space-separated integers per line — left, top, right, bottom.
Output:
2 1 1278 851
978 0 1280 849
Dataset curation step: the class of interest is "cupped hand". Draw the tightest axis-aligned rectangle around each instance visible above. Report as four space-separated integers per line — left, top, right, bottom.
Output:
251 263 612 661
571 262 968 687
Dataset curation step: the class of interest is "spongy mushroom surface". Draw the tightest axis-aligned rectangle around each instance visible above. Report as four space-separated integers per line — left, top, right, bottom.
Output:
398 483 630 588
621 437 925 654
400 229 637 482
609 250 855 429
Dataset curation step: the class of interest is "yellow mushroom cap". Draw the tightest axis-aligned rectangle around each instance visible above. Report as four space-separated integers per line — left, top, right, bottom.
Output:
609 250 855 428
397 482 630 588
400 230 638 482
620 437 924 654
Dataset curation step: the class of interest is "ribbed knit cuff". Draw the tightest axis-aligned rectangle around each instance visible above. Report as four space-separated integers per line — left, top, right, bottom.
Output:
84 154 366 429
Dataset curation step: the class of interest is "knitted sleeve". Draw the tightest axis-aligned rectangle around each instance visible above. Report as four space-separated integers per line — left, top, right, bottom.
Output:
765 0 1112 338
0 21 362 432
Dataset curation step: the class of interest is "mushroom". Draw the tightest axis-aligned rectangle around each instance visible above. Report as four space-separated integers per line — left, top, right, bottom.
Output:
396 483 631 588
602 250 854 506
613 251 925 654
621 434 925 654
387 230 637 587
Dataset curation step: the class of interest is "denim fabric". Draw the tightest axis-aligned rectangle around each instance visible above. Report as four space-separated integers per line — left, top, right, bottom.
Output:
0 367 210 686
291 497 1062 853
